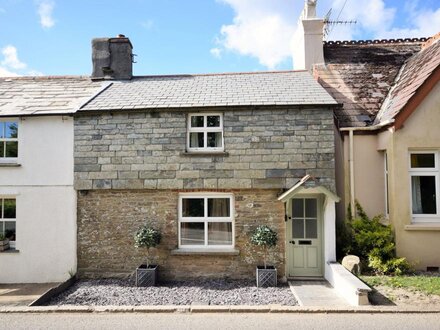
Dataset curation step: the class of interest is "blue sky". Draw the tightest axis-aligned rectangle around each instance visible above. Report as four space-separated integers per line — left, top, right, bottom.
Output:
0 0 439 76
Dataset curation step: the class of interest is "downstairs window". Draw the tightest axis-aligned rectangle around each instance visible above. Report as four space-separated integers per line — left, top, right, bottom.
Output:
178 193 234 248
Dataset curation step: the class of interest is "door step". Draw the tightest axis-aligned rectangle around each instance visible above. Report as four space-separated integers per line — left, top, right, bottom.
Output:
288 276 324 281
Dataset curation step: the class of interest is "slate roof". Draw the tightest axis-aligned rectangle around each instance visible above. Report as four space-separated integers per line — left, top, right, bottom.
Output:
80 70 338 112
0 76 103 117
375 36 440 124
315 39 425 127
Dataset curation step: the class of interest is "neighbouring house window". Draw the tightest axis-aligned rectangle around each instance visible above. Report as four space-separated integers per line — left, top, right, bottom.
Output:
384 152 389 216
0 198 16 248
0 121 18 160
409 152 439 222
187 113 224 152
178 193 234 248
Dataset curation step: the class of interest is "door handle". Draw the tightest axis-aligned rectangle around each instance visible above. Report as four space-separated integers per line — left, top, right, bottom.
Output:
289 240 295 244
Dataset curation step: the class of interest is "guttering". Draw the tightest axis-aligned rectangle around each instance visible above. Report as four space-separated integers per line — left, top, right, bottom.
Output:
339 119 394 217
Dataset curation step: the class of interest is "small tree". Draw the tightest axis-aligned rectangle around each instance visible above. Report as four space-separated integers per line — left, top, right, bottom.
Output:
250 225 278 269
134 224 162 268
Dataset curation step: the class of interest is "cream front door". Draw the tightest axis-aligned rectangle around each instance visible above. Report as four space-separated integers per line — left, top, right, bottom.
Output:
287 197 323 277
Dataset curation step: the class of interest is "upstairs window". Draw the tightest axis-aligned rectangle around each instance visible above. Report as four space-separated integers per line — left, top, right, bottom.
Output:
187 113 224 152
0 198 16 249
0 121 18 159
409 152 439 221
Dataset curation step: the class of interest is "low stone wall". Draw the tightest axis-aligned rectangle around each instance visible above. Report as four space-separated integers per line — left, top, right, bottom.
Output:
77 189 286 281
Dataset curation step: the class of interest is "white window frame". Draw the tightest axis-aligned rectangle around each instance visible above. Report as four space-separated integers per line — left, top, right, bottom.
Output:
178 193 234 249
384 151 389 217
186 113 224 152
0 118 19 163
409 151 440 223
0 197 16 249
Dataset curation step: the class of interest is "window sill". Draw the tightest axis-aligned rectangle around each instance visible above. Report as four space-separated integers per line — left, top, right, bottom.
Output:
405 223 440 231
180 151 229 157
171 248 239 256
0 162 21 167
0 248 19 254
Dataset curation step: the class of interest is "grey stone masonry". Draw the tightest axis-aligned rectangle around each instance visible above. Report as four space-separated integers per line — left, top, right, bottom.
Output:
74 107 335 191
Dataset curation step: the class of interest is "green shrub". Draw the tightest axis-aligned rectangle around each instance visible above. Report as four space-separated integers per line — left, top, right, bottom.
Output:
134 224 162 267
0 233 5 241
343 201 412 275
250 225 278 269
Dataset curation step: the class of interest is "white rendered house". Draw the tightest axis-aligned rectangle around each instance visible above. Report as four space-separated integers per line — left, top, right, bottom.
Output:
0 77 101 283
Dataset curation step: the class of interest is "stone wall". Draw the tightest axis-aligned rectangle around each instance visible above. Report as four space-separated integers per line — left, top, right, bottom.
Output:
77 189 286 280
74 107 335 192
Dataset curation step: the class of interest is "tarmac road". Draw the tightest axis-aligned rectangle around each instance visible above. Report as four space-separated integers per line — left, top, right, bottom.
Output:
1 312 440 330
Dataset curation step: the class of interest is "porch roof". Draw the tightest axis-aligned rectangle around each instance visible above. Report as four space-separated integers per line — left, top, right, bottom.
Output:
277 175 340 203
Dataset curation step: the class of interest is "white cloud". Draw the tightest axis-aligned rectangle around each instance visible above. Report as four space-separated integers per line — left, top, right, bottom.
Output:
0 45 43 77
215 0 299 69
214 0 440 69
210 47 222 59
37 0 55 29
0 67 19 77
1 45 27 70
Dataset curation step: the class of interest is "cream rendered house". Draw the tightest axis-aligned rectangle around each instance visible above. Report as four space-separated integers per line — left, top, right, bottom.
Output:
0 77 101 283
304 1 440 271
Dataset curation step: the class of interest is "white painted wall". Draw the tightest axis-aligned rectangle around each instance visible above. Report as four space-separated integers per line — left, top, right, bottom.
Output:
0 116 76 283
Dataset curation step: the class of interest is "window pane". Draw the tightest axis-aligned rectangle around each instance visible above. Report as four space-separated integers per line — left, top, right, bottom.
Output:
0 142 4 158
207 116 220 127
292 199 303 218
411 154 435 168
189 132 204 148
305 199 317 218
0 123 4 138
208 222 232 245
5 122 18 138
292 218 304 238
412 176 436 214
5 141 18 158
5 221 15 241
208 198 230 217
3 199 16 218
182 198 204 217
305 219 318 239
190 116 204 127
181 222 205 245
207 132 222 148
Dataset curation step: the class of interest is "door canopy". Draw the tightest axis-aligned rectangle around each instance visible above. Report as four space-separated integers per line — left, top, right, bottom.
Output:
278 175 340 203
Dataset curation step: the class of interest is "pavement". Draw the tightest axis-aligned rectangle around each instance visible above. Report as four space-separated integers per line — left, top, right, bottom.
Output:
0 283 60 307
2 312 440 330
289 280 350 307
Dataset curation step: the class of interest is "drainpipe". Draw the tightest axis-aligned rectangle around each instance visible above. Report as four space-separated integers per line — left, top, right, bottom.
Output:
340 119 394 218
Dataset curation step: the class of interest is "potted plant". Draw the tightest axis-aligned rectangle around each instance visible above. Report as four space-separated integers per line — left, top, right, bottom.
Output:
134 224 162 287
0 233 9 251
250 225 278 287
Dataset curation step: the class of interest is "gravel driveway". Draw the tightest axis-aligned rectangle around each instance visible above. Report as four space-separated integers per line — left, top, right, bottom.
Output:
48 279 297 306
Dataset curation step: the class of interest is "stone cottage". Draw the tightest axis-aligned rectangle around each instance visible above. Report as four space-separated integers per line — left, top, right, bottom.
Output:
73 35 344 283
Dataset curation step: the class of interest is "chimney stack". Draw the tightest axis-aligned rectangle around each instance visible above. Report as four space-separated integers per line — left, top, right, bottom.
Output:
91 35 133 80
293 0 324 72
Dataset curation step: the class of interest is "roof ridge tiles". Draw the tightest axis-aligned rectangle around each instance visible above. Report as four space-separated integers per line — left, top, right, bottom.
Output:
324 37 428 46
132 70 308 79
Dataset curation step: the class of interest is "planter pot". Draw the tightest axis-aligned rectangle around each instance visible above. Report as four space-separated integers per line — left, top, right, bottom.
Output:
136 264 158 287
0 239 9 252
256 266 277 287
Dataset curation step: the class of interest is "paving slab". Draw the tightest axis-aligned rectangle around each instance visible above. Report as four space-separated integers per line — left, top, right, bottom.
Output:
0 283 60 307
289 280 350 307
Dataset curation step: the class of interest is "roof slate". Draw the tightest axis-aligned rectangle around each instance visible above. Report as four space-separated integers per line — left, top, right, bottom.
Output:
80 71 337 112
0 76 103 117
315 40 423 127
375 38 440 124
